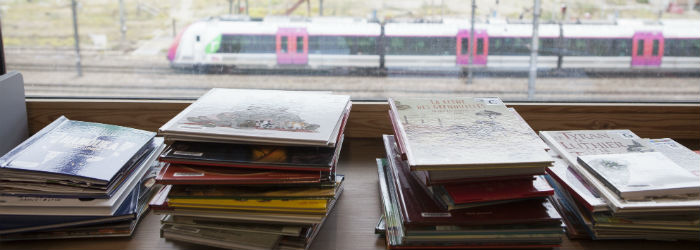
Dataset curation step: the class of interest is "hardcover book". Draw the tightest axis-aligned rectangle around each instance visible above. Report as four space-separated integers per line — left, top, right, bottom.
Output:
0 139 164 216
158 88 350 147
545 153 608 212
577 152 700 200
158 135 343 171
0 116 155 193
388 97 552 170
382 135 561 228
646 138 700 177
155 164 325 185
541 130 700 213
438 175 554 209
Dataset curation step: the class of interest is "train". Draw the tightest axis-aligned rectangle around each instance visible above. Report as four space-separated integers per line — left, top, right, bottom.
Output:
166 16 700 74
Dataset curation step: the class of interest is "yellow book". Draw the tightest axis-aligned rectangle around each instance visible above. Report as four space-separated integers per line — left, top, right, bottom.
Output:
168 197 329 210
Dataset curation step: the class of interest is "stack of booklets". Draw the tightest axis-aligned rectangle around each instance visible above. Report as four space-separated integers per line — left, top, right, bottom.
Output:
150 88 350 250
0 116 165 241
376 97 563 249
540 130 700 241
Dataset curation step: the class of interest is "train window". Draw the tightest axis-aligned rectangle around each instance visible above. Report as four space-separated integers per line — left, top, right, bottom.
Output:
218 35 276 54
297 37 304 52
665 39 700 57
387 37 455 55
489 37 530 56
652 40 659 56
461 39 469 55
637 40 644 56
308 36 377 55
281 36 288 53
539 38 557 56
476 38 483 55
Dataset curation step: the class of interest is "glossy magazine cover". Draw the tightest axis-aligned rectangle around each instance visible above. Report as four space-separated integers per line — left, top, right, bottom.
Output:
0 116 155 185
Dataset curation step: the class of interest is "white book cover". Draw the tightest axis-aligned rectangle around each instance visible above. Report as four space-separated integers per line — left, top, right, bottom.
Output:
646 138 700 177
159 89 350 147
578 152 700 200
540 130 700 213
389 97 551 169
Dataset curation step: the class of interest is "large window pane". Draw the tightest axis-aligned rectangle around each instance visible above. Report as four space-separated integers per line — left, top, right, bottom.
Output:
1 0 697 102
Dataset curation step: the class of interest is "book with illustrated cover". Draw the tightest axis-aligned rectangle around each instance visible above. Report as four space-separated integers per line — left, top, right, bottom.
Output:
158 88 350 147
154 164 326 185
158 135 343 172
0 116 155 198
541 130 700 213
388 97 552 170
578 152 700 200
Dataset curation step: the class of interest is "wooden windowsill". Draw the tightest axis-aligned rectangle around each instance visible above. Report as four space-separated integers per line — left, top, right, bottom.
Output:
24 99 700 149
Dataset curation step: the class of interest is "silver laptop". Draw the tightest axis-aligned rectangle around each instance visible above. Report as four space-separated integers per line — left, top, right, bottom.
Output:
0 71 29 156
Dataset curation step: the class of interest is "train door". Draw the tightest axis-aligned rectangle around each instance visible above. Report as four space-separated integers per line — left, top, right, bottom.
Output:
276 28 308 65
456 29 488 66
631 31 664 67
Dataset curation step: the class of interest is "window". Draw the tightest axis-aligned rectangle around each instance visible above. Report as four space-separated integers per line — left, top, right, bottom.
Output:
218 35 276 53
297 36 304 52
637 39 644 56
1 0 697 103
664 39 699 57
308 36 378 55
461 38 469 55
476 38 484 55
652 40 659 56
386 37 455 55
281 36 288 53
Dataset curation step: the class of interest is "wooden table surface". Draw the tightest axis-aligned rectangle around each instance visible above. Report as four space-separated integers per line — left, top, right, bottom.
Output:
1 138 697 250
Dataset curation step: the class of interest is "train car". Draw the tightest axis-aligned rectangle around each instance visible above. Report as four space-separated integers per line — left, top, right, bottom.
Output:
167 16 700 73
167 16 381 70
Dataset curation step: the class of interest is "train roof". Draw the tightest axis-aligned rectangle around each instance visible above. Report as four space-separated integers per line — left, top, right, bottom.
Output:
193 16 699 38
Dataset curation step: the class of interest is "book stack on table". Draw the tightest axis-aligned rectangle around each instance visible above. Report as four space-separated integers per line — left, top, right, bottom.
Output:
0 116 165 241
376 97 563 249
151 88 351 250
540 130 700 241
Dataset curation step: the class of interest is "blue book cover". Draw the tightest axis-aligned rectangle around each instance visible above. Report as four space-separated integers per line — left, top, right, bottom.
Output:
0 116 155 186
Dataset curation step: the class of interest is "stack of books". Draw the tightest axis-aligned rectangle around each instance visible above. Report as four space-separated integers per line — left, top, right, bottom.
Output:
150 88 350 250
540 130 700 240
377 97 563 249
0 116 165 241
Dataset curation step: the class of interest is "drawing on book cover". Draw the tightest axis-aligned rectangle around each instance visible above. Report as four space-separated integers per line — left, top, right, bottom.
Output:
587 158 632 186
184 105 320 133
393 98 551 166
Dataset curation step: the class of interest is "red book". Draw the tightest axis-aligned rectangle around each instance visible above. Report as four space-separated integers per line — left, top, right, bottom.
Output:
382 135 561 229
442 175 553 205
155 163 323 185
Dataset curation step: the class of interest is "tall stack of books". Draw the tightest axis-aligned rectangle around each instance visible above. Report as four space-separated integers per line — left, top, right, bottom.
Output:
377 97 563 249
0 116 165 241
150 88 350 250
540 130 700 241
